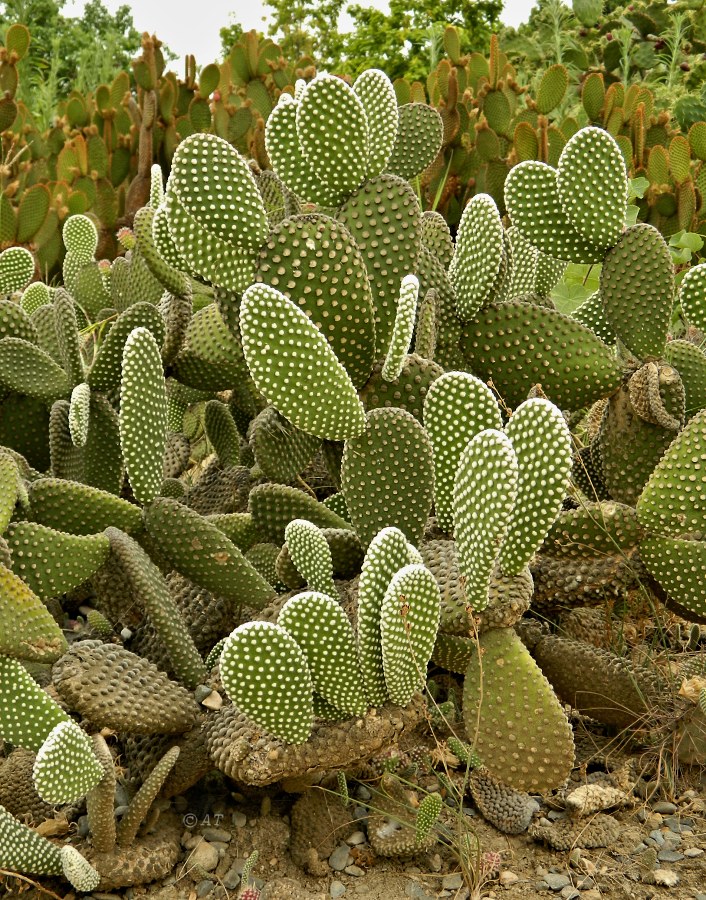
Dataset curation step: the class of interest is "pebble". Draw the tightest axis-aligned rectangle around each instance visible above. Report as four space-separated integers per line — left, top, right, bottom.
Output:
499 872 519 886
695 894 706 900
231 811 247 828
346 831 366 845
344 865 365 877
77 815 90 838
194 684 211 703
353 806 368 820
222 867 240 891
543 874 571 891
328 843 352 872
201 827 231 842
583 892 601 900
330 881 346 899
560 888 579 900
657 850 684 862
649 830 665 846
664 816 694 832
356 785 372 801
406 884 433 900
442 874 464 890
652 801 677 815
683 847 703 857
196 880 214 897
120 627 132 641
576 877 594 889
188 840 219 872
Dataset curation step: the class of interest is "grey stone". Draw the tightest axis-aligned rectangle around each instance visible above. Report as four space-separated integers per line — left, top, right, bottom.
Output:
201 827 231 842
344 865 365 876
664 816 694 832
188 840 219 872
657 850 684 862
576 876 594 889
194 684 212 703
356 785 372 801
442 874 464 890
77 815 90 838
353 805 368 820
346 831 367 845
652 802 677 815
683 847 703 857
120 627 132 641
405 884 433 900
114 805 129 818
695 893 706 900
635 808 648 823
543 874 571 891
196 880 214 898
330 881 346 899
328 843 352 872
649 830 665 845
560 888 579 900
231 811 247 828
222 867 241 891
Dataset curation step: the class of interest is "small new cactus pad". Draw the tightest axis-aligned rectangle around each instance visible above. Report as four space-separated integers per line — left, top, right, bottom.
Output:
0 564 67 662
450 194 504 321
256 214 376 389
461 301 622 410
353 68 398 178
62 215 98 261
279 591 368 715
240 283 366 441
534 252 567 296
32 720 103 804
504 226 538 300
296 74 369 203
0 247 34 294
169 133 267 251
116 746 180 847
504 160 603 263
382 275 419 382
53 290 83 388
386 103 443 181
500 399 572 575
414 289 437 360
636 407 706 535
6 522 109 600
453 430 518 611
0 337 69 399
640 536 706 618
68 382 90 447
144 498 275 610
380 563 441 705
249 483 352 544
249 406 322 483
59 845 100 891
204 399 241 468
557 126 628 250
678 262 706 331
356 526 412 705
600 224 673 360
420 211 454 269
416 792 442 844
0 802 63 877
341 407 434 547
0 655 68 750
220 621 314 744
20 282 50 316
88 301 165 392
463 627 574 792
0 451 19 533
423 371 502 532
133 206 189 298
284 519 336 596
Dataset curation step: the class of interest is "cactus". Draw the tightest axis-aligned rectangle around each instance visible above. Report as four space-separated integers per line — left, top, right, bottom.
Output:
32 720 103 804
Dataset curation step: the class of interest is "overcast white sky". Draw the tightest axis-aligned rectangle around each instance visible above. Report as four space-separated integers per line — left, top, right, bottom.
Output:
62 0 536 68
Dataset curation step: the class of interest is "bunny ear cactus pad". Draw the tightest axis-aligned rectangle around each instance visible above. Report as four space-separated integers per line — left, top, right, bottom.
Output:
664 340 706 419
341 407 434 548
382 275 419 382
0 656 68 749
640 536 706 618
62 215 98 261
380 563 441 706
500 399 572 575
256 214 376 388
204 399 241 468
0 565 67 662
505 161 603 263
0 803 63 877
68 382 91 448
450 194 504 321
88 301 165 392
504 226 538 301
356 526 411 705
557 126 628 250
454 430 519 611
600 224 673 360
278 591 368 715
284 519 336 596
678 262 706 331
423 372 503 532
240 283 365 441
296 74 369 203
220 621 314 744
33 720 103 804
120 327 168 506
249 406 322 484
353 68 398 178
28 478 143 535
386 103 443 182
0 338 69 400
249 483 352 544
0 247 34 294
463 628 574 792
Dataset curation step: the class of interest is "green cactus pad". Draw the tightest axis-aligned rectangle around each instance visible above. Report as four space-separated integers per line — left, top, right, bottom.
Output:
6 522 109 600
279 591 368 715
245 542 285 590
0 297 38 343
382 275 419 382
0 393 50 471
28 477 143 535
0 450 19 534
463 627 574 792
423 371 502 532
664 339 706 419
83 393 123 495
249 406 322 484
571 291 616 344
414 289 437 360
454 429 518 611
461 301 622 410
380 563 441 705
144 497 275 610
284 519 336 596
354 68 398 178
62 214 98 261
0 337 68 399
341 407 434 547
249 483 352 544
115 745 180 847
557 127 628 250
386 103 443 182
360 353 443 423
0 247 34 294
133 206 190 298
257 169 300 228
68 382 91 447
640 536 706 618
296 74 369 203
220 621 314 744
450 194 504 321
416 792 443 844
32 720 102 804
256 214 376 388
119 327 168 506
636 407 706 535
536 64 569 114
240 282 365 441
88 302 165 392
420 212 454 270
0 655 68 750
678 262 706 331
52 290 83 389
505 161 602 263
600 224 673 360
431 631 475 673
504 226 538 301
203 399 241 468
356 526 411 705
500 398 572 575
169 132 267 251
337 175 422 358
172 302 247 392
0 802 64 877
534 252 567 296
0 564 67 662
542 501 643 559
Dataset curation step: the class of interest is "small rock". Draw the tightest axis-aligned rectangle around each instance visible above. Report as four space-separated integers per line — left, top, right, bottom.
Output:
695 893 706 900
635 808 648 823
194 684 212 703
499 871 519 886
330 881 346 899
183 834 202 850
231 811 247 828
353 806 368 820
208 841 229 855
649 830 665 846
405 884 433 900
657 850 684 862
683 847 703 857
442 874 464 890
77 815 90 838
201 827 231 843
429 853 442 873
568 850 582 868
576 876 594 889
200 690 222 710
120 627 132 641
664 816 694 832
222 867 240 891
346 831 366 845
114 805 129 818
196 880 214 897
560 889 579 900
345 865 365 877
652 801 677 815
648 868 679 887
188 840 219 872
582 892 601 900
543 874 571 891
356 785 372 801
328 843 351 872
